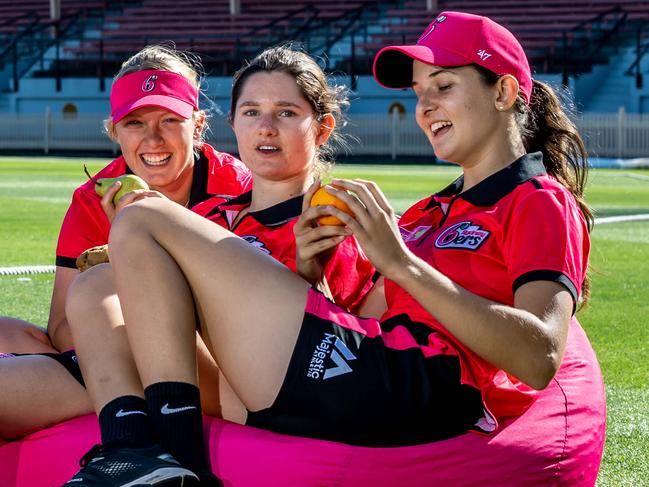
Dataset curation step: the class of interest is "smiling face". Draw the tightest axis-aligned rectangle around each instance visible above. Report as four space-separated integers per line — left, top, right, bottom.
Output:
412 60 504 168
113 106 202 195
231 71 332 184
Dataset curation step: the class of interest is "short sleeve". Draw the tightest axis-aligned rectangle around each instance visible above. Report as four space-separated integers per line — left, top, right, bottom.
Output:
324 237 375 312
505 186 589 304
55 187 110 267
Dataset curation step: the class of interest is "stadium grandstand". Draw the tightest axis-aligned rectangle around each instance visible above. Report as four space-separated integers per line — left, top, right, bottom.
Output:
1 0 649 161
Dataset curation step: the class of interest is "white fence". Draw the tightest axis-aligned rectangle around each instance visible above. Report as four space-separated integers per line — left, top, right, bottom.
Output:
0 109 648 159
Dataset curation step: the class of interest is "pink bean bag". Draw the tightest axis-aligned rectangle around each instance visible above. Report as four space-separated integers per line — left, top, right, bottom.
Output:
0 320 605 486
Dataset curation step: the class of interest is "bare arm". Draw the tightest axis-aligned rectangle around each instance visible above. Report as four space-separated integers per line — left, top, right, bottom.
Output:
327 179 572 390
47 266 80 351
388 255 571 389
355 276 387 319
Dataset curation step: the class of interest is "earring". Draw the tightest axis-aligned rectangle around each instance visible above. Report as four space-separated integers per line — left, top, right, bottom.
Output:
496 104 504 111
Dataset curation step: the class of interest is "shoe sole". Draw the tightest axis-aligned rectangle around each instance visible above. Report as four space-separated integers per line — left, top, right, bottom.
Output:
129 480 199 487
130 480 199 487
121 467 199 487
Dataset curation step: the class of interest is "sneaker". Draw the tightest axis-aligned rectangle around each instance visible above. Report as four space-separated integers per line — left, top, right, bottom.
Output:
64 443 200 486
194 469 223 487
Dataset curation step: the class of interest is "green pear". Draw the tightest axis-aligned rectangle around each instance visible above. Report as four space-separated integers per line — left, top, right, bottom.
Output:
84 165 149 205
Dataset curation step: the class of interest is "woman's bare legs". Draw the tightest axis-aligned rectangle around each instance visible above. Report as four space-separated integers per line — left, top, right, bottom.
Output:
196 331 247 422
109 198 309 413
64 199 309 482
66 263 145 412
0 355 91 438
67 263 246 421
0 316 56 353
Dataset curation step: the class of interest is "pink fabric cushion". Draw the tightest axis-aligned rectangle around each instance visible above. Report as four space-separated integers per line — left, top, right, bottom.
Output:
0 321 605 486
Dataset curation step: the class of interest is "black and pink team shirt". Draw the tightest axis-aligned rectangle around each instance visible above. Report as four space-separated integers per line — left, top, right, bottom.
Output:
382 152 590 422
192 191 376 313
55 144 252 268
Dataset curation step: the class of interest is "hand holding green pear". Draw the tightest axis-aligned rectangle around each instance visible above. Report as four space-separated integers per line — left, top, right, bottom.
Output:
84 165 149 205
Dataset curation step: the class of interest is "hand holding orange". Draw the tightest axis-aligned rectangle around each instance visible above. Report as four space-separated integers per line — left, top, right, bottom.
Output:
310 186 354 226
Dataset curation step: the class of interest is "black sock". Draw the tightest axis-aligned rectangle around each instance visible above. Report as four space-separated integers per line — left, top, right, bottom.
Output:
98 395 155 448
144 381 209 473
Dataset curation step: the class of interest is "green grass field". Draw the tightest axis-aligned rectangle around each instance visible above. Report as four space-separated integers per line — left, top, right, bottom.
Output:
1 157 648 484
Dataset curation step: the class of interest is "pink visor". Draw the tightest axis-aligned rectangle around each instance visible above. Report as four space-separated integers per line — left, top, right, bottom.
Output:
110 69 199 123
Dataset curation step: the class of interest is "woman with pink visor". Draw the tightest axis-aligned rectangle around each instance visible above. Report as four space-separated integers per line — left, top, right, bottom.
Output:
0 45 251 439
61 11 604 487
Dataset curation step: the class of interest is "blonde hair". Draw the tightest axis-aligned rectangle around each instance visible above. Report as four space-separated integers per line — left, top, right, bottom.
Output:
104 44 207 145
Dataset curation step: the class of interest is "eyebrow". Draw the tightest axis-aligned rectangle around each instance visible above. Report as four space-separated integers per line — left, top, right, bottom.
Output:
411 68 458 87
238 101 302 108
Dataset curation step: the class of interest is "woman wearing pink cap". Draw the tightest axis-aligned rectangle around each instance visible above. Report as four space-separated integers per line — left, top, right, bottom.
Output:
0 45 250 438
62 12 603 487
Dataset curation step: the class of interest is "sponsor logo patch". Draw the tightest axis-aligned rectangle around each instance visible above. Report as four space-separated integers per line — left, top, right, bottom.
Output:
307 333 357 380
435 221 490 250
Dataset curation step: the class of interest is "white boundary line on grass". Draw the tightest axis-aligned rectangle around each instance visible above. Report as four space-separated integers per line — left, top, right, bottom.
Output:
1 214 648 276
595 214 649 224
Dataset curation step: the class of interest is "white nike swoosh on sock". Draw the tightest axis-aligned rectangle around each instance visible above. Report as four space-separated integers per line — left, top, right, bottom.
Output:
161 403 197 415
115 409 147 418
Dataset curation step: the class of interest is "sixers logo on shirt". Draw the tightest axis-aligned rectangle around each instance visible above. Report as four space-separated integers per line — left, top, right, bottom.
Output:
241 235 271 255
435 221 490 250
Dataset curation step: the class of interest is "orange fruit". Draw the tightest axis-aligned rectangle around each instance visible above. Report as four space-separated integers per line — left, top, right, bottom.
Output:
310 186 353 226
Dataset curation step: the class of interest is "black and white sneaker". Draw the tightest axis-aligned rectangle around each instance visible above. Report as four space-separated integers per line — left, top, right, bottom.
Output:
64 443 200 486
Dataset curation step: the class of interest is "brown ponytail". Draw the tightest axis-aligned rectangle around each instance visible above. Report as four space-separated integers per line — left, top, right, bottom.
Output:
521 80 593 228
519 79 593 305
474 65 593 305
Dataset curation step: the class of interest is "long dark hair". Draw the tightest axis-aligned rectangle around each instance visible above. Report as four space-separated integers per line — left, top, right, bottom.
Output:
475 64 593 304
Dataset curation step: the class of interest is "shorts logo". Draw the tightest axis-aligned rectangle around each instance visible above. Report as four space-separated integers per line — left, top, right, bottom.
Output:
400 225 431 242
241 235 271 255
435 221 490 250
142 75 158 92
474 408 497 433
307 333 357 380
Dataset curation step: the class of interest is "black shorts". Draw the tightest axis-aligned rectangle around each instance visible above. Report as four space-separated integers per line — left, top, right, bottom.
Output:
11 349 85 387
246 290 486 447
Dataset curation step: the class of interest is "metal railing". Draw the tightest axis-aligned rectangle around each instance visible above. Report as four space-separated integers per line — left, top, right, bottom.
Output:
557 6 628 86
625 22 649 89
0 109 648 160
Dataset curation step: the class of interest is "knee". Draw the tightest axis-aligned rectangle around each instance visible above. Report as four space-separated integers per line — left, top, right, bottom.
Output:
66 263 114 330
0 317 52 353
109 198 174 259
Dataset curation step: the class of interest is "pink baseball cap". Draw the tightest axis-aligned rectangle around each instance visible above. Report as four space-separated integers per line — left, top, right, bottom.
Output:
373 11 532 103
110 69 200 123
